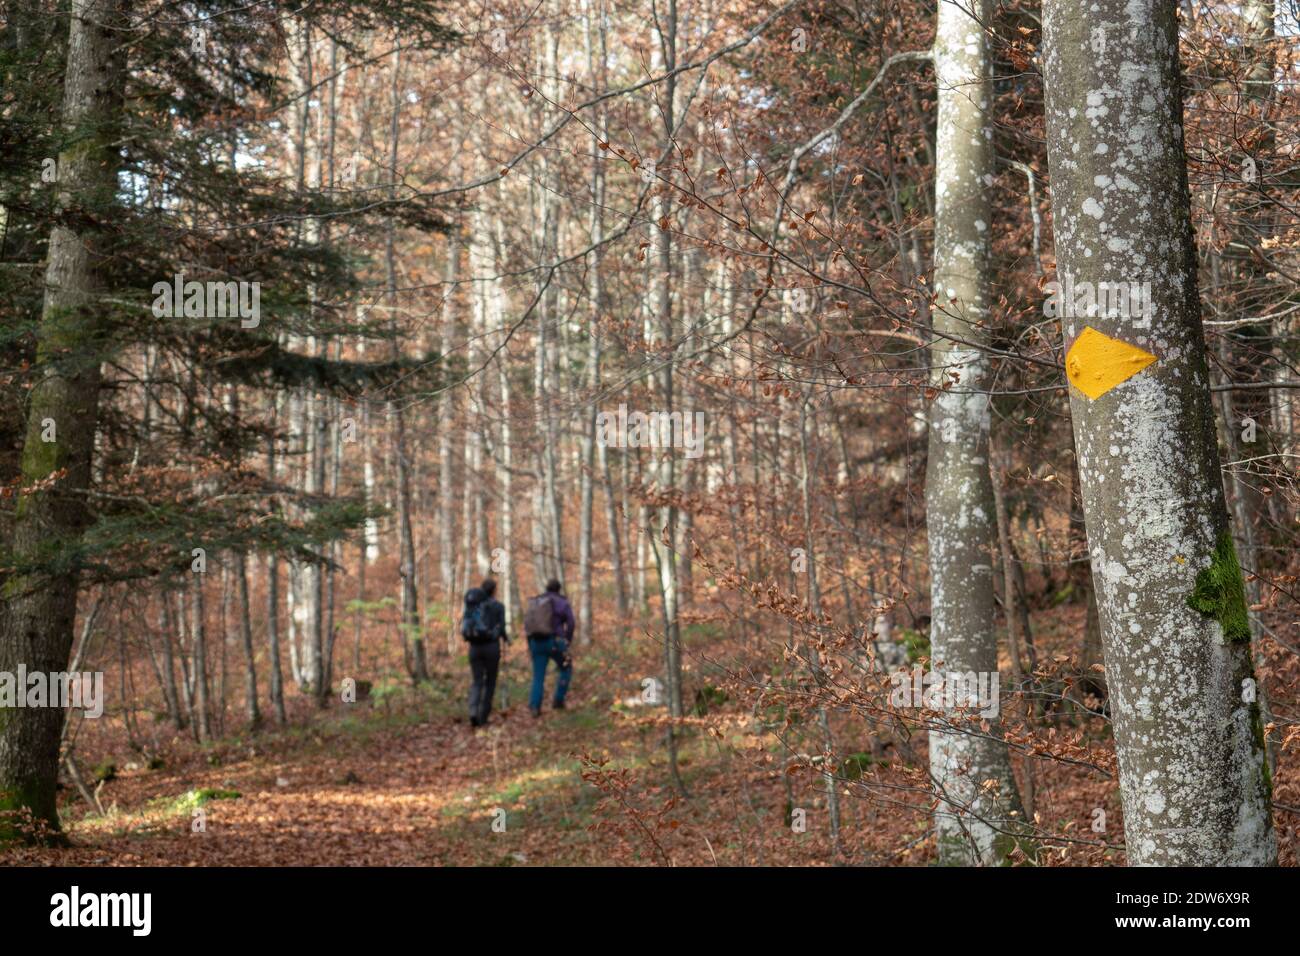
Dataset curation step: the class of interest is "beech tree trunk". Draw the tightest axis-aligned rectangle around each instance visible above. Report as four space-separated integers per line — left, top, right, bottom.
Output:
1042 0 1276 864
924 0 1025 864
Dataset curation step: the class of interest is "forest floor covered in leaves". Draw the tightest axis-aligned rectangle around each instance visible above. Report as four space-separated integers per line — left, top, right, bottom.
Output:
6 605 1297 866
7 642 868 866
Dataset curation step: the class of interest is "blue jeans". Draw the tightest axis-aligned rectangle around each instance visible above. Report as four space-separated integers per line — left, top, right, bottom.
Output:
528 635 572 711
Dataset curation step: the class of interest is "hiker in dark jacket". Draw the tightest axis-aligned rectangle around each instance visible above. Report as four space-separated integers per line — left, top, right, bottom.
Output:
462 579 508 727
523 579 575 717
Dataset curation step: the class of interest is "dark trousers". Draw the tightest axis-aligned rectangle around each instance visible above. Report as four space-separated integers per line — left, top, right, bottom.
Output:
468 640 501 725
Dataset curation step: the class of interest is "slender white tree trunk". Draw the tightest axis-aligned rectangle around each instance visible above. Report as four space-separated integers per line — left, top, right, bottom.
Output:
925 0 1025 864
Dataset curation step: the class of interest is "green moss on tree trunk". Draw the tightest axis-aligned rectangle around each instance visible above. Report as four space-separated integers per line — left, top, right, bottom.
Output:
1186 531 1251 642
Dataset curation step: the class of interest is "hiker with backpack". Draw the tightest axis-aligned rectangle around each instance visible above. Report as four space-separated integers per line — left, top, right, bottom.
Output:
462 578 508 727
522 579 576 718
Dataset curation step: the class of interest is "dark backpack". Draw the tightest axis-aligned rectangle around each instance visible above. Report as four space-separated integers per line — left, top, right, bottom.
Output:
461 602 493 643
523 594 555 636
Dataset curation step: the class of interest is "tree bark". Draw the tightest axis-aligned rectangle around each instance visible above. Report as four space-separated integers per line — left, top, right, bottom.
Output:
155 599 184 730
798 389 843 860
235 551 261 728
386 49 429 684
577 67 605 647
1042 0 1276 864
924 0 1025 864
265 393 288 725
189 569 211 742
0 0 129 840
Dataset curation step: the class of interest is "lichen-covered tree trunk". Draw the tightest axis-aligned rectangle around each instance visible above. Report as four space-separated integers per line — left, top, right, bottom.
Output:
925 0 1025 864
0 0 128 841
1042 0 1276 865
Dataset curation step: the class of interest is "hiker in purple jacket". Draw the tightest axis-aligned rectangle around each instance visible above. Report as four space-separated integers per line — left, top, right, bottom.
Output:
522 579 575 717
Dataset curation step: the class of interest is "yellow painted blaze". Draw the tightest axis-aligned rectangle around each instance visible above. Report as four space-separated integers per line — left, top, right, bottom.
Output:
1065 326 1158 400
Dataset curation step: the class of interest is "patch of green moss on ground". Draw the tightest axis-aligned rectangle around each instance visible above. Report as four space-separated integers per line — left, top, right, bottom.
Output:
1186 531 1251 642
150 788 241 815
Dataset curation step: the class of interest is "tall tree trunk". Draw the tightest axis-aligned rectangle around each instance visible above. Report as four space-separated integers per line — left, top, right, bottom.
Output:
173 590 195 724
385 47 429 683
156 599 184 730
223 384 261 728
925 0 1025 864
798 389 843 860
577 71 605 646
264 551 286 725
1042 0 1276 864
533 31 566 587
286 551 303 687
598 439 629 644
189 571 212 742
487 222 521 634
264 386 288 724
1216 0 1281 774
437 230 459 647
362 392 380 565
0 0 129 840
990 428 1037 813
217 563 231 737
235 552 261 728
648 0 686 797
318 41 342 704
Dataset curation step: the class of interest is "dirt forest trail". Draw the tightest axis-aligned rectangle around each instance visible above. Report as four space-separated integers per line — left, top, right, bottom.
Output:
7 607 1158 868
8 651 814 868
14 673 623 866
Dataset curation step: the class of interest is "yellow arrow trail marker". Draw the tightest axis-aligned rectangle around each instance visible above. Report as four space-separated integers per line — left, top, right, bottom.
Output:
1066 326 1158 400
